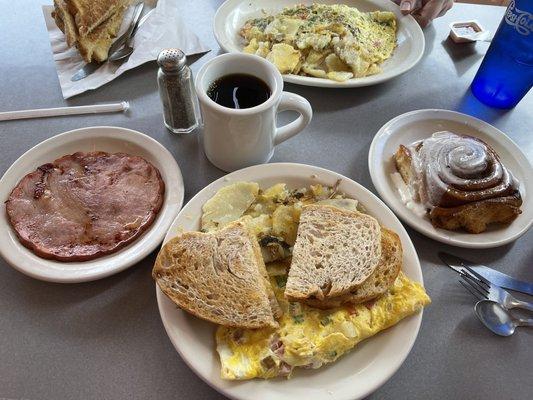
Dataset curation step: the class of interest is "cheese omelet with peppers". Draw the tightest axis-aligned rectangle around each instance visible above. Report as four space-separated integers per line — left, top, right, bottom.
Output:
216 270 429 379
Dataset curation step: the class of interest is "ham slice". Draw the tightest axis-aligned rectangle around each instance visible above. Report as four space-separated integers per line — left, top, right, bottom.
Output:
5 152 165 262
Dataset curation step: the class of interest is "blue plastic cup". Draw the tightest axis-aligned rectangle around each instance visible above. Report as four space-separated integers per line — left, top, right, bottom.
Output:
471 0 533 109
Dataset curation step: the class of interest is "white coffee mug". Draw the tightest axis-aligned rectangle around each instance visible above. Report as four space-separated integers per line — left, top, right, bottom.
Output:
195 53 312 172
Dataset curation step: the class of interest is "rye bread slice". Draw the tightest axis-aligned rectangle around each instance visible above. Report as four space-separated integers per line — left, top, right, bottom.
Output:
284 204 382 301
153 221 281 329
303 227 402 309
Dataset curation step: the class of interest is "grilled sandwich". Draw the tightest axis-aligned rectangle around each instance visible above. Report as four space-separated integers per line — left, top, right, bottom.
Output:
52 0 129 63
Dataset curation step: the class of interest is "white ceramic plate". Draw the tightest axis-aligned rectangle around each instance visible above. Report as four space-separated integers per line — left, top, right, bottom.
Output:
0 126 184 283
213 0 425 88
369 109 533 249
156 163 425 400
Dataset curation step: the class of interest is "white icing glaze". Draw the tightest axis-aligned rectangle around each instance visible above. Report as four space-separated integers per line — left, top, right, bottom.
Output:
390 172 427 218
406 131 516 208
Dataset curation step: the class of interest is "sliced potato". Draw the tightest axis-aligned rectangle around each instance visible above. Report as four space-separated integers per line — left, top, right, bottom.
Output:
302 66 327 78
327 71 354 82
266 43 301 74
280 17 304 41
201 182 259 231
304 50 327 67
316 198 359 211
265 17 303 42
292 59 303 74
271 204 302 245
243 38 259 54
334 41 372 78
351 58 371 78
239 214 272 237
255 41 271 58
295 32 331 51
246 183 288 218
325 53 351 73
263 183 289 201
366 63 381 76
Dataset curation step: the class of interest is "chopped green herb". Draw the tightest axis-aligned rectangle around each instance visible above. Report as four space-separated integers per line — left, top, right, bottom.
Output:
275 275 287 288
292 314 305 324
329 350 338 358
289 302 302 315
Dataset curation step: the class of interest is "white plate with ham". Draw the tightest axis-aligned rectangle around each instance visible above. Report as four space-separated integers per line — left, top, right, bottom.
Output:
0 126 184 282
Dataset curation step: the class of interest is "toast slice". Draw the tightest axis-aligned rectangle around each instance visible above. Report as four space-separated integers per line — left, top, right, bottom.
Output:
53 0 126 62
77 5 126 62
303 227 402 309
284 204 382 301
64 0 129 37
53 0 79 47
153 221 281 329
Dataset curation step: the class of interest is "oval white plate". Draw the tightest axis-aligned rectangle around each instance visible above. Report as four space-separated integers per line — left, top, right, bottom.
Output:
213 0 425 88
369 109 533 249
0 126 184 283
156 163 425 400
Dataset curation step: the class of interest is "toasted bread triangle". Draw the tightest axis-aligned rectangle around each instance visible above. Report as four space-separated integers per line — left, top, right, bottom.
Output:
153 221 281 329
285 204 382 301
65 0 128 37
303 227 402 309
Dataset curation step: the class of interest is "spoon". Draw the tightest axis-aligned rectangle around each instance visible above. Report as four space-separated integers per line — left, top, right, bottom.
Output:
108 2 145 62
474 300 533 337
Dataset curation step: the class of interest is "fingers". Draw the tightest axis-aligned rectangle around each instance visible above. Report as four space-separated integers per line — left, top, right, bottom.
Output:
399 0 422 15
436 0 454 17
400 0 413 15
401 0 453 28
414 0 445 28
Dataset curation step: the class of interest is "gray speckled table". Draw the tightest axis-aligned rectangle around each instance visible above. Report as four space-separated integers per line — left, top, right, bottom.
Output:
1 1 532 399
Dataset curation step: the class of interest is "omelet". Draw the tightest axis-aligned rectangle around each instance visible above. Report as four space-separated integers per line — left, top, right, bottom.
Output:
202 181 430 380
239 4 397 81
216 272 430 379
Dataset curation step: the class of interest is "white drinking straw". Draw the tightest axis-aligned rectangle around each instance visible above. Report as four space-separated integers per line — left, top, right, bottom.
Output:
0 101 130 122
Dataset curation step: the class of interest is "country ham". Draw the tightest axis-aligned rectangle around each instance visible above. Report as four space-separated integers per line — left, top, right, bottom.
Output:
5 152 165 262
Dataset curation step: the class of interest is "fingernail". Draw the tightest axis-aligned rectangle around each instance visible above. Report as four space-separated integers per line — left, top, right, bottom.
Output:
401 2 412 11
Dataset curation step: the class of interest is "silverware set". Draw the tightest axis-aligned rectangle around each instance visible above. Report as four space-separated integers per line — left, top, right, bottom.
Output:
439 252 533 336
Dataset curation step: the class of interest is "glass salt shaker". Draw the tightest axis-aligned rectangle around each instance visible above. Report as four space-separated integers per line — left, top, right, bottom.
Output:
157 48 199 134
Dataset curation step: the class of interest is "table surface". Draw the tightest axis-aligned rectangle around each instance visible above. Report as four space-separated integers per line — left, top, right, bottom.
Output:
1 1 532 399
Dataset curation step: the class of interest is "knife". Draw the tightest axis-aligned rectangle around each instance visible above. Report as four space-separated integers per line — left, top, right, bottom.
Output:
71 5 150 82
439 252 533 296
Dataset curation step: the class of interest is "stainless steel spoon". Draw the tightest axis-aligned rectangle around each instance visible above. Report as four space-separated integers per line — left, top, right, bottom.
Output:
108 2 145 62
474 300 533 337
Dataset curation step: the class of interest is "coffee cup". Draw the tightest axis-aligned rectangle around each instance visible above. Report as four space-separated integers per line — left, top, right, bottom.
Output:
195 53 312 172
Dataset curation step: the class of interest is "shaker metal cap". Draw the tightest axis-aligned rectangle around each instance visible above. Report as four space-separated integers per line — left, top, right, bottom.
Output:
157 48 187 72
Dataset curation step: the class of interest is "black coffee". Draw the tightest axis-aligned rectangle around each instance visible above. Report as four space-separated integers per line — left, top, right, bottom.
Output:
207 74 271 109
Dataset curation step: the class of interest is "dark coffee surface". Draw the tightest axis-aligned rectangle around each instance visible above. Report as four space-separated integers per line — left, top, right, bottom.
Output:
207 74 271 109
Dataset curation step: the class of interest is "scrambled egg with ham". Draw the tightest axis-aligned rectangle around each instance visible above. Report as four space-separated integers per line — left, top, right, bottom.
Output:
240 4 397 81
201 182 430 379
216 272 430 379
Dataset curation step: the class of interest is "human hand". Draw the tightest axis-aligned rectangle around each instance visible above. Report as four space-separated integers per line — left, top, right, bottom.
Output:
397 0 454 28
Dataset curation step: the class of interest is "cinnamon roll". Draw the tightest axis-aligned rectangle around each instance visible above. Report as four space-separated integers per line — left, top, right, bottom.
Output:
394 132 522 233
